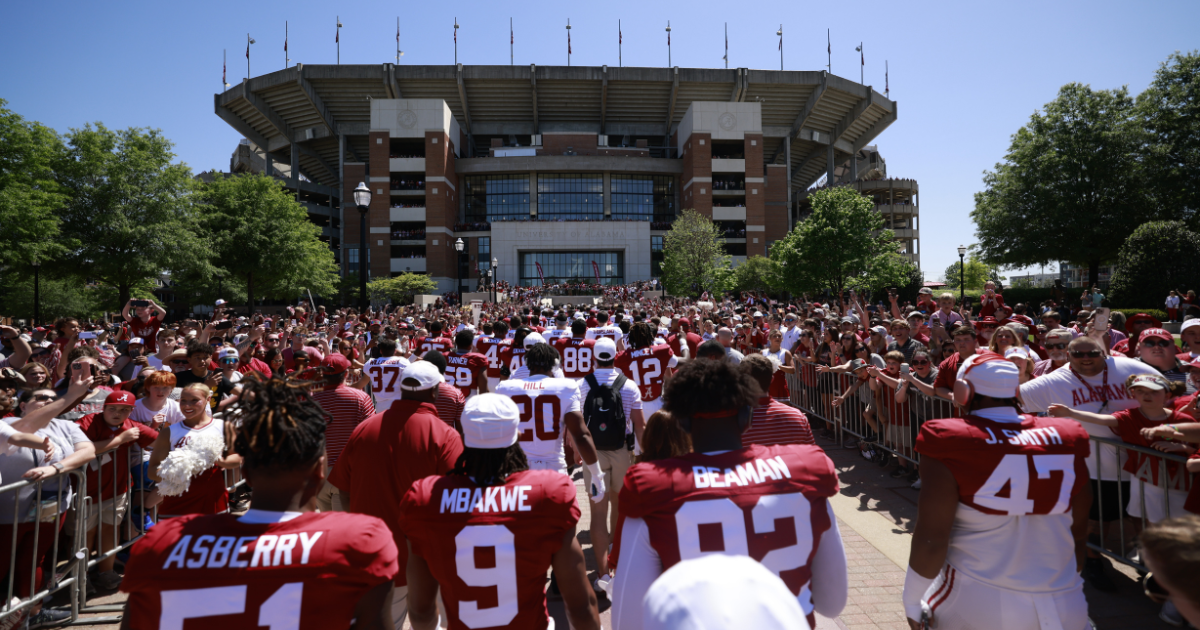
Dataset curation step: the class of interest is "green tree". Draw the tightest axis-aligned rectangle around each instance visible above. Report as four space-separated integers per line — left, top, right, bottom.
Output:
1108 221 1200 308
733 256 781 293
660 209 732 297
942 258 993 290
367 274 438 305
197 173 338 312
1138 51 1200 227
972 83 1156 287
771 187 915 297
0 100 68 297
55 124 211 308
0 273 109 322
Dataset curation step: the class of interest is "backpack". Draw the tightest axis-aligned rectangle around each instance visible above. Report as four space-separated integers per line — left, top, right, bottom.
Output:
583 373 628 451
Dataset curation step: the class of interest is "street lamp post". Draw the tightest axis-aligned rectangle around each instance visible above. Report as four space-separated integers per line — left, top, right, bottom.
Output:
487 268 493 303
492 257 499 303
31 259 40 327
957 245 967 305
353 182 372 312
454 238 465 305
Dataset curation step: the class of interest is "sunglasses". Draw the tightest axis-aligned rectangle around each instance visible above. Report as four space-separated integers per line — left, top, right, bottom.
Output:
219 358 238 365
1144 572 1169 605
911 360 930 366
1045 343 1068 350
32 394 57 402
1069 350 1103 358
1140 339 1173 348
171 360 191 366
981 324 999 330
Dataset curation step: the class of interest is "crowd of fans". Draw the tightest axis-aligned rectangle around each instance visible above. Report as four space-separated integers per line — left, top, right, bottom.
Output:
2 284 1199 629
389 177 424 191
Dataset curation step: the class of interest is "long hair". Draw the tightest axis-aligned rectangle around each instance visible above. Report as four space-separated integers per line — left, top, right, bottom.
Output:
638 411 692 463
232 375 328 471
447 445 529 488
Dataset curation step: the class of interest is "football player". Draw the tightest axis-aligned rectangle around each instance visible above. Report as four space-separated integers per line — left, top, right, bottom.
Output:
400 394 602 630
362 338 410 412
475 321 509 392
445 330 489 399
904 352 1091 630
553 319 597 383
614 323 678 420
610 359 847 630
120 376 398 629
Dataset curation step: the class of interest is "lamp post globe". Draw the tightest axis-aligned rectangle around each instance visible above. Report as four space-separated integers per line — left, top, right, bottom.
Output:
354 182 372 312
454 238 465 305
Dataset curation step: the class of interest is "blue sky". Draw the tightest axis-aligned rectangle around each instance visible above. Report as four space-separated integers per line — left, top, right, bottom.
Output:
2 0 1197 280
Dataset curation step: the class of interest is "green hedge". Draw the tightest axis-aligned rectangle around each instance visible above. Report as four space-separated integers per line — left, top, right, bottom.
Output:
1112 308 1170 323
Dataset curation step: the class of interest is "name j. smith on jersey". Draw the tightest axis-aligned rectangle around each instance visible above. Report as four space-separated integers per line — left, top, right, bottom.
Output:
983 426 1065 446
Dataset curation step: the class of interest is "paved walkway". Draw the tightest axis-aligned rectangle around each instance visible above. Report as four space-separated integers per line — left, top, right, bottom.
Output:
67 436 1172 629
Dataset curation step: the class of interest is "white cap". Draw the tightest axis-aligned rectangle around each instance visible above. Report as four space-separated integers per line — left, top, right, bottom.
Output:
643 555 810 630
574 312 586 320
127 337 145 346
461 394 522 449
1129 374 1170 391
523 332 547 348
956 353 1021 399
1003 346 1031 361
1182 319 1200 333
217 347 239 361
594 337 618 360
753 311 763 317
399 361 444 391
215 299 227 306
660 316 671 326
232 334 249 346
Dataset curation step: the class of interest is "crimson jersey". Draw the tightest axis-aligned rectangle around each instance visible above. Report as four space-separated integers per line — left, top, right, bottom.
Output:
916 414 1090 592
445 352 489 396
417 336 454 355
619 444 838 613
614 344 678 401
400 470 580 630
121 511 397 630
498 345 526 377
553 337 596 379
477 336 509 378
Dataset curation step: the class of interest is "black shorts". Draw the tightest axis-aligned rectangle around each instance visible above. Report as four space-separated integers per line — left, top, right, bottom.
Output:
1089 479 1131 522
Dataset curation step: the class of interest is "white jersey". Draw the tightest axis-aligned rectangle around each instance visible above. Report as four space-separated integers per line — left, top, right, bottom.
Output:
585 325 623 343
165 415 224 451
544 328 571 342
362 356 411 412
495 375 581 464
510 364 566 381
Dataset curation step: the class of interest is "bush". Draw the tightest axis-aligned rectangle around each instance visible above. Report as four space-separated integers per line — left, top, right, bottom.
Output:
1108 221 1200 308
1112 308 1170 323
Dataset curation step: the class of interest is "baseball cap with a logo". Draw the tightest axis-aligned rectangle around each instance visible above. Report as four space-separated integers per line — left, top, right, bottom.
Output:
594 337 618 361
460 393 522 449
104 391 136 407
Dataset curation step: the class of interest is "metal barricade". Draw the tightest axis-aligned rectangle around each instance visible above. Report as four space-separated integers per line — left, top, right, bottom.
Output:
1086 435 1193 572
0 469 87 629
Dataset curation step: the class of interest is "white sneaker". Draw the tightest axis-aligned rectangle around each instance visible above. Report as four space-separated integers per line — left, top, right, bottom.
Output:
910 478 922 490
594 573 614 599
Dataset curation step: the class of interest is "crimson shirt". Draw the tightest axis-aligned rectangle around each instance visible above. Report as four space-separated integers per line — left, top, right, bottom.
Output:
477 337 509 378
121 511 397 629
310 384 376 467
743 398 815 446
552 337 596 379
77 413 159 501
125 315 164 353
445 352 489 396
400 470 580 630
614 344 677 402
1111 407 1192 489
328 399 463 586
618 444 838 613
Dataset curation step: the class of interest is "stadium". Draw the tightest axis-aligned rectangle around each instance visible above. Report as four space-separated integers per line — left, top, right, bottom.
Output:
214 63 901 293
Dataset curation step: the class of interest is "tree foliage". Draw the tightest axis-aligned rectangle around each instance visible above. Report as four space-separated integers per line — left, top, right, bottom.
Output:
941 257 994 290
196 173 338 312
367 274 438 305
1138 51 1200 228
771 187 915 297
0 100 67 272
1108 221 1200 308
55 123 211 309
971 83 1158 286
660 209 731 297
733 256 781 294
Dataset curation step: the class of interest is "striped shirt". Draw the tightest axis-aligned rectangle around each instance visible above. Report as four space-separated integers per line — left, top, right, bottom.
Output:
742 397 815 446
434 383 466 431
310 384 376 467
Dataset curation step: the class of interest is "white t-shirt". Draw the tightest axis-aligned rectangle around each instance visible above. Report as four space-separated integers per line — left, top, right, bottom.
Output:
495 374 581 463
509 364 566 381
586 325 623 343
131 398 186 431
1019 357 1163 480
578 368 644 435
362 356 411 412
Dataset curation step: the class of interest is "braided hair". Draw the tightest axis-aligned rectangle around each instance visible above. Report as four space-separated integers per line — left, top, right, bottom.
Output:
628 322 655 350
232 375 328 471
448 445 529 488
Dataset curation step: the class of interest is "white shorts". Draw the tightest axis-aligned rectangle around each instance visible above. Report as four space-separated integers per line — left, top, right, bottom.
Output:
526 456 568 476
85 492 130 530
1127 480 1189 523
642 397 663 420
922 564 1087 630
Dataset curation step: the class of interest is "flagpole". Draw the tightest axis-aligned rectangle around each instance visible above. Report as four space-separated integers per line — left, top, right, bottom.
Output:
724 22 728 69
619 20 622 68
666 21 671 67
223 49 228 91
777 24 783 71
337 17 341 65
827 29 831 74
285 21 288 69
859 42 864 83
566 19 571 66
885 60 889 98
397 17 403 64
246 33 254 79
454 18 459 65
510 18 513 66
